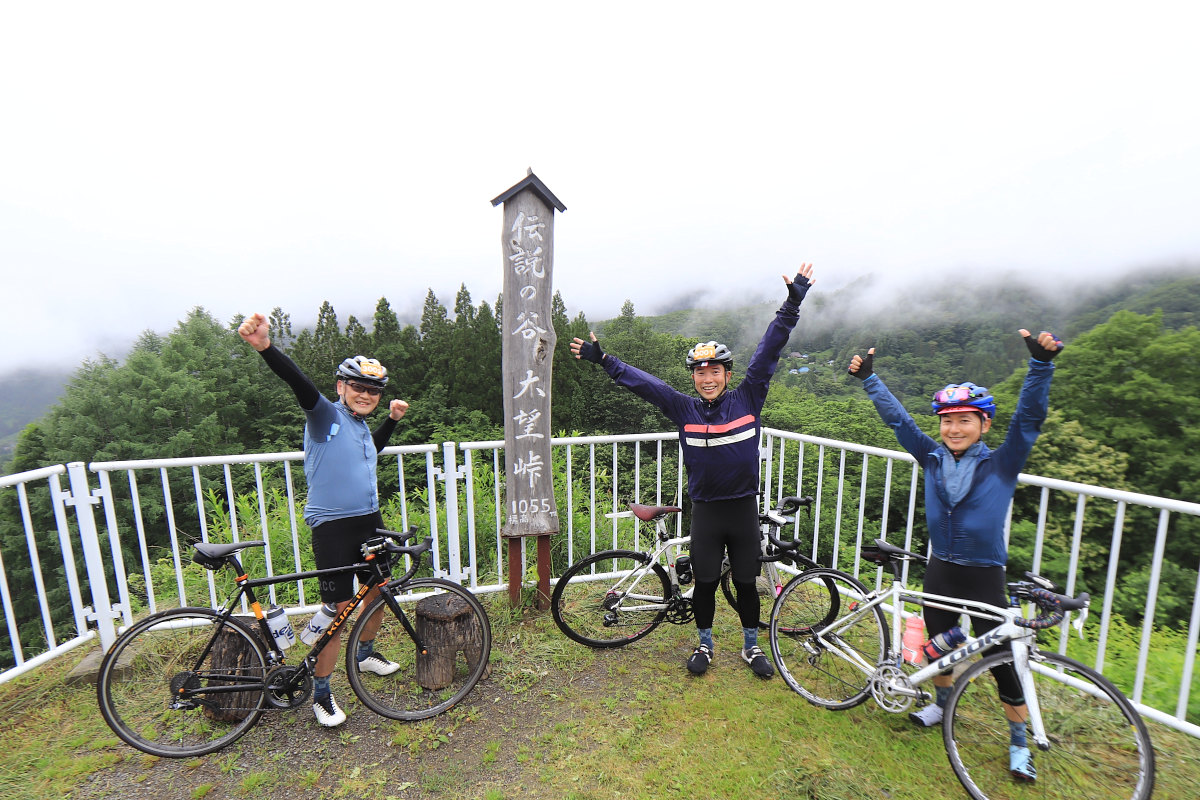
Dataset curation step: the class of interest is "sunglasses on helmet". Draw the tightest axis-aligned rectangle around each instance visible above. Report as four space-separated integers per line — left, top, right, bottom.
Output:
934 385 985 405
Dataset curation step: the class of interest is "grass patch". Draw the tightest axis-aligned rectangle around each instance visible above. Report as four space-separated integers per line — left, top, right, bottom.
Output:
3 592 1199 799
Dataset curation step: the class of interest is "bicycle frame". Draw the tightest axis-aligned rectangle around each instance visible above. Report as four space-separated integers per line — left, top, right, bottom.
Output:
585 512 788 608
591 525 694 613
552 497 817 650
598 504 803 612
814 576 1062 750
184 535 430 696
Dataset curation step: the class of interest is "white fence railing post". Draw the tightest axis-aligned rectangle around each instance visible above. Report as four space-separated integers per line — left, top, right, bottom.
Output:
61 461 120 652
438 441 467 582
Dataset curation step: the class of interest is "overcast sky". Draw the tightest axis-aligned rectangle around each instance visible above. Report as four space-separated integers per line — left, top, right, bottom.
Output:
2 3 1199 375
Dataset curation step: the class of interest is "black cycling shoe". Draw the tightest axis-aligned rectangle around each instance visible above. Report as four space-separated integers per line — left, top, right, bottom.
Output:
687 644 713 674
741 646 774 678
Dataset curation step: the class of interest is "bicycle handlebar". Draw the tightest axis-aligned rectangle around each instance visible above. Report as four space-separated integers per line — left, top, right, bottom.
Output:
777 495 813 515
364 527 431 560
1011 584 1090 630
759 496 817 566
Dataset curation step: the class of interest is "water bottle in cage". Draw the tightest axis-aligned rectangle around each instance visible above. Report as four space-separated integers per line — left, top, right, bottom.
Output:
299 602 338 645
265 605 296 650
901 615 927 665
675 554 693 585
922 625 967 660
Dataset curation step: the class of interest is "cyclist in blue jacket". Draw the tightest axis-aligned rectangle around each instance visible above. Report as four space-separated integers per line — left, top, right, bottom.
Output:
239 312 410 728
571 264 816 679
848 328 1063 784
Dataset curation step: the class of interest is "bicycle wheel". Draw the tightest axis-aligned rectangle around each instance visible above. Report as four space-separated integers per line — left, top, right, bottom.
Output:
719 561 784 630
945 650 1155 800
551 550 670 647
346 578 492 721
97 607 267 757
769 568 886 709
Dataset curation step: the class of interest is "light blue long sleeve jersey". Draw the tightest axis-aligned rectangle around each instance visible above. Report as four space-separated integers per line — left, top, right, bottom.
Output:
859 358 1055 567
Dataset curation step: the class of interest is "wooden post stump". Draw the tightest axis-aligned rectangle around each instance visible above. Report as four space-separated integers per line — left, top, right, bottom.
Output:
203 622 261 722
415 593 488 690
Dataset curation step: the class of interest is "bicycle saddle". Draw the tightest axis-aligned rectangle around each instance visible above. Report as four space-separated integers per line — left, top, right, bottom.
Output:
192 540 266 569
629 503 682 522
861 538 927 565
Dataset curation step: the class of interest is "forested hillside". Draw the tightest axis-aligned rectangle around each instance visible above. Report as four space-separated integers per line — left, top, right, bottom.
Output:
4 268 1198 472
0 372 67 465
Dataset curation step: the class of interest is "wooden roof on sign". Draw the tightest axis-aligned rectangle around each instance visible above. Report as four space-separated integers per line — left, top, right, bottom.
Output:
490 170 567 212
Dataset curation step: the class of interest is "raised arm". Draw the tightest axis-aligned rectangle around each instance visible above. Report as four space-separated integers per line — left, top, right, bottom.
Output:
848 346 939 460
782 263 815 308
570 331 605 364
741 264 816 391
1019 328 1063 362
371 399 409 451
238 312 321 410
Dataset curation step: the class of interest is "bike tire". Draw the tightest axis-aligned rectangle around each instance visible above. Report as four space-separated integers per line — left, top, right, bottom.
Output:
769 568 886 710
96 607 267 757
551 549 671 648
944 649 1155 800
346 578 492 721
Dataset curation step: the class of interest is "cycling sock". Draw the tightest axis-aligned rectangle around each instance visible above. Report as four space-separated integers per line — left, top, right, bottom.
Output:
356 640 375 661
935 685 952 708
314 675 331 700
742 627 757 650
1009 720 1027 747
698 628 714 650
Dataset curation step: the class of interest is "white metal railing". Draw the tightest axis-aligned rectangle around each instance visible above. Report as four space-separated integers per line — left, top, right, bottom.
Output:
761 427 1200 737
1 428 1197 738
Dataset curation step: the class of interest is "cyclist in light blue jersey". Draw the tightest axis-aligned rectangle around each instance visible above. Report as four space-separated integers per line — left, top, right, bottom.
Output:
239 312 410 728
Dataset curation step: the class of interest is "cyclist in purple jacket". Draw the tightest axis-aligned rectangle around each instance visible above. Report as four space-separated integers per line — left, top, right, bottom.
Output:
571 264 815 679
848 328 1063 783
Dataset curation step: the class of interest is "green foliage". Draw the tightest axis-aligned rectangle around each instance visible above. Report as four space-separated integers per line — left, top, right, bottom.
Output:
1065 268 1200 338
575 299 694 436
1061 611 1200 723
762 383 897 450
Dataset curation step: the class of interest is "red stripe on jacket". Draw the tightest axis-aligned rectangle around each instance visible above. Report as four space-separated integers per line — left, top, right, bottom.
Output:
683 414 756 434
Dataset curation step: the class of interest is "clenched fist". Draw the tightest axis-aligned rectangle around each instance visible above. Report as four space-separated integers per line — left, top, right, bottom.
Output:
238 313 271 352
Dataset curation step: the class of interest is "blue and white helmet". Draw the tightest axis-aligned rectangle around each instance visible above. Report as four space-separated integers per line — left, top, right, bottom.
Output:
931 382 995 418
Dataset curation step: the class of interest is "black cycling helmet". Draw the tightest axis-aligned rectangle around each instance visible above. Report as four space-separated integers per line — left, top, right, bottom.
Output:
335 355 388 387
686 341 733 371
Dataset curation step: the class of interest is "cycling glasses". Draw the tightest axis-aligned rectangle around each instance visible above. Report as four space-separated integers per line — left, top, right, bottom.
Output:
343 381 383 397
934 384 987 405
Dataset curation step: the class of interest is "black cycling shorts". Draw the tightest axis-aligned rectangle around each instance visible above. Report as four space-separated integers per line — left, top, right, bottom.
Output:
689 496 760 584
310 511 384 603
923 556 1024 706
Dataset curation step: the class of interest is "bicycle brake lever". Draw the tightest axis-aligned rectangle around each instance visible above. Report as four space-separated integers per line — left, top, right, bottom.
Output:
1072 606 1088 636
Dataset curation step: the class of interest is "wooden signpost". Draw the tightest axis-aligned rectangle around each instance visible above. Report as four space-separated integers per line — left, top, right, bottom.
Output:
491 170 566 608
